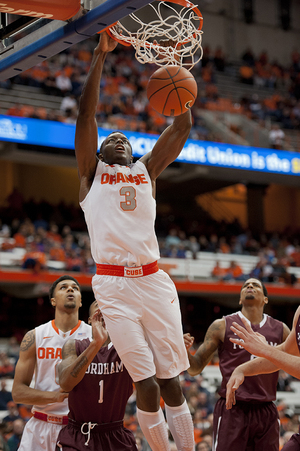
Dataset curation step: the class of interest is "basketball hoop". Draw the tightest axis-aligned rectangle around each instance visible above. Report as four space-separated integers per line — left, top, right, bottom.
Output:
106 0 203 69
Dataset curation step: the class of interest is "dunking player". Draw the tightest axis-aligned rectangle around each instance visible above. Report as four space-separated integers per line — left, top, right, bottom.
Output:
12 276 92 451
76 31 194 451
226 305 300 451
184 278 290 451
56 300 137 450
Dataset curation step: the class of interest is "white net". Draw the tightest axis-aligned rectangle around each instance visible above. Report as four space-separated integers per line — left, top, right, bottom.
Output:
108 1 203 70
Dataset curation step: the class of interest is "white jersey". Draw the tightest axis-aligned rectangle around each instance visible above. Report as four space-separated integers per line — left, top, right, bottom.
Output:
32 319 92 416
80 159 160 267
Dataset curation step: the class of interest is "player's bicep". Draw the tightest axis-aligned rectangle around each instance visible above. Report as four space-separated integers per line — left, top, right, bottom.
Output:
144 112 192 180
282 323 291 342
75 115 98 179
281 307 300 355
280 328 299 356
195 319 224 362
13 330 36 387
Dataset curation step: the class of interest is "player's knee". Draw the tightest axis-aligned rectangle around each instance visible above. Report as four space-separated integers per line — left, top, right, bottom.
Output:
157 376 184 405
135 376 160 408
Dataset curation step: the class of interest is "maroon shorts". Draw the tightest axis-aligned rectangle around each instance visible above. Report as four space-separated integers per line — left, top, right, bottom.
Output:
213 398 280 451
56 419 137 451
282 433 300 451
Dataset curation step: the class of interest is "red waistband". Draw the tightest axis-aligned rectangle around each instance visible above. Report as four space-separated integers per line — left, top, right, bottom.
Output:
34 411 68 425
96 261 159 278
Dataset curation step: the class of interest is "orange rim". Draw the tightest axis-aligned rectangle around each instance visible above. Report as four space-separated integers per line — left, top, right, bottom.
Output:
97 22 132 46
106 0 203 48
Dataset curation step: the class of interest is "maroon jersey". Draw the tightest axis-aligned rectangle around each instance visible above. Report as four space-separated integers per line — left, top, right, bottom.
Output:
218 311 284 402
68 339 133 423
296 313 300 353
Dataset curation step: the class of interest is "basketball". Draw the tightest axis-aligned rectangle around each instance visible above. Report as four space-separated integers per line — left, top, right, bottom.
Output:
146 65 198 117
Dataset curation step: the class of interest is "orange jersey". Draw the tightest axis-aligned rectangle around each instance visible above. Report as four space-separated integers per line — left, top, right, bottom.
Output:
32 320 91 416
80 160 160 267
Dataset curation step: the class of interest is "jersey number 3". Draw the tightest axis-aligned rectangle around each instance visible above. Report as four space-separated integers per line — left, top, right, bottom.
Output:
120 186 136 211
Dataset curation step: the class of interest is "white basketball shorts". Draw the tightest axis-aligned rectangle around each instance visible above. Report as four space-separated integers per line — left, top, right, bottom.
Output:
92 269 189 382
18 416 64 451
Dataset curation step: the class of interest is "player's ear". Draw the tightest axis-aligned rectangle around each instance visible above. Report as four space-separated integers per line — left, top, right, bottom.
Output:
51 298 56 307
263 296 268 305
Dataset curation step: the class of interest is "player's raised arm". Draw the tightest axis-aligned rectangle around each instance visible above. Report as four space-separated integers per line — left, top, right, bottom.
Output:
12 330 68 405
59 309 109 392
141 109 192 181
75 32 118 198
184 318 225 377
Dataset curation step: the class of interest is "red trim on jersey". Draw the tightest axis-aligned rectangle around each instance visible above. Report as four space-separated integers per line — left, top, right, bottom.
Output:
51 320 81 336
70 320 81 336
34 411 68 425
96 261 159 277
51 319 59 335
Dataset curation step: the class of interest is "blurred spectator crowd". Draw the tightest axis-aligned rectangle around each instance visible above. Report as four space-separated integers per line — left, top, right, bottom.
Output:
0 190 299 285
1 39 300 150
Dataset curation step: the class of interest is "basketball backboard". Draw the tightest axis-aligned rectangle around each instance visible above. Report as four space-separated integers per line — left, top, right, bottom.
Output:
0 0 153 81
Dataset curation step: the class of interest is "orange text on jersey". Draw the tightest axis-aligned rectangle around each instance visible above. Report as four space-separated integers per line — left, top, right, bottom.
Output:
38 347 62 359
101 173 148 185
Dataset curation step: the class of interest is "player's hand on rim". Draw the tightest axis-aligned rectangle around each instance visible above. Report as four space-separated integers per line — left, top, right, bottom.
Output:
96 30 118 54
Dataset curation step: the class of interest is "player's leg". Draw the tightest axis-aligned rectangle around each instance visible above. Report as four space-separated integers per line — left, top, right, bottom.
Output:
212 398 250 451
134 376 170 451
157 376 194 451
93 275 171 450
136 399 170 451
19 417 63 451
140 271 194 450
251 402 280 451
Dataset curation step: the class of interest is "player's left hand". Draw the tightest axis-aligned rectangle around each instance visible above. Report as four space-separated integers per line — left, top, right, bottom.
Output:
225 368 245 410
183 333 194 351
229 316 268 357
95 30 118 54
91 309 109 347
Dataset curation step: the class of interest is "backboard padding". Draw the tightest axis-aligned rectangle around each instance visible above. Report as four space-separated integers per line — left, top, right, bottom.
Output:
0 0 153 81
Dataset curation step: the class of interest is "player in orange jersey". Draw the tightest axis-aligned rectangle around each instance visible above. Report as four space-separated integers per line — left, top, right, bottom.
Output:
12 275 91 451
75 31 194 451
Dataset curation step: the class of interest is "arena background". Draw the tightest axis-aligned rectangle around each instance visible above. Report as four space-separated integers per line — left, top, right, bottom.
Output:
0 0 300 360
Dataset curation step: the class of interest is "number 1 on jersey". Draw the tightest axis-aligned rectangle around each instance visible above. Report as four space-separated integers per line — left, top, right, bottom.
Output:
98 380 104 403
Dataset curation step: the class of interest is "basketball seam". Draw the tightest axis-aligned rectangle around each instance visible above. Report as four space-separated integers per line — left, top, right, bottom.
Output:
165 67 183 115
148 82 196 100
147 67 197 116
150 86 196 114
